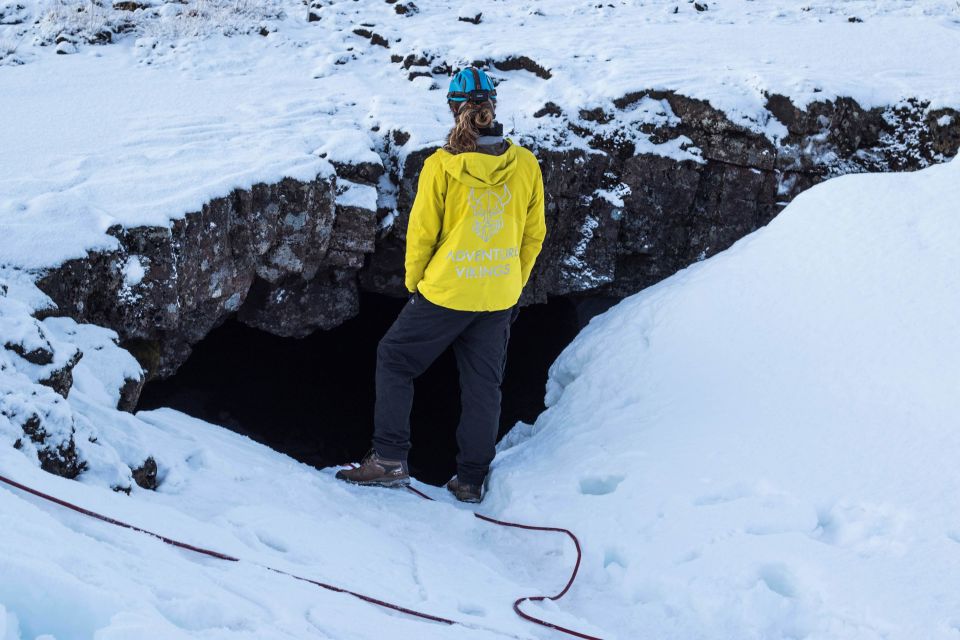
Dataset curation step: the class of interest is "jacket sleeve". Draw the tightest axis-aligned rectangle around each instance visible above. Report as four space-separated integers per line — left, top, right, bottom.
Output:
404 155 445 293
519 159 547 289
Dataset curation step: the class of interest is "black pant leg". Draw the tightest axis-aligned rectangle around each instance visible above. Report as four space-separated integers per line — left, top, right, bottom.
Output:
451 307 513 485
373 294 474 461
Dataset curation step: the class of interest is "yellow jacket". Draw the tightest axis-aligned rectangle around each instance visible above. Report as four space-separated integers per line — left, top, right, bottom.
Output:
404 139 547 311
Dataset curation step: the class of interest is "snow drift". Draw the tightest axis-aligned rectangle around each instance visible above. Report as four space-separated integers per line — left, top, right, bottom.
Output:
487 154 960 638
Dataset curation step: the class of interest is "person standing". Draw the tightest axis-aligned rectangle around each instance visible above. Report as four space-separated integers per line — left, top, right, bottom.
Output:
337 66 547 503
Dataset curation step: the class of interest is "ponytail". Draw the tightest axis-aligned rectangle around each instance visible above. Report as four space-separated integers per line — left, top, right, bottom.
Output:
443 99 495 154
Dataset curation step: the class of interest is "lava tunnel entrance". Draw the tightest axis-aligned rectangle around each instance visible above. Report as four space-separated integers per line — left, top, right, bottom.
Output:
137 291 599 486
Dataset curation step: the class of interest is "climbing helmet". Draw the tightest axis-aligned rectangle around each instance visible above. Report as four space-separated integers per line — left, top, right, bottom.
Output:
447 66 497 103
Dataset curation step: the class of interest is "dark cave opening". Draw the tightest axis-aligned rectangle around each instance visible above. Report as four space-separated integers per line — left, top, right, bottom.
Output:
137 291 608 486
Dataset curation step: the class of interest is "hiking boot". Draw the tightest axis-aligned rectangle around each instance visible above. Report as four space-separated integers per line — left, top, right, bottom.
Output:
446 476 482 503
336 450 410 487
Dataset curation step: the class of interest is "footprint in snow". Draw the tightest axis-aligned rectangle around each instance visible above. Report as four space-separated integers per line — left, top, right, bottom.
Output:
184 449 208 470
456 602 487 617
255 530 289 553
603 546 629 569
692 482 755 506
757 563 799 599
579 474 624 496
673 548 701 565
812 501 908 553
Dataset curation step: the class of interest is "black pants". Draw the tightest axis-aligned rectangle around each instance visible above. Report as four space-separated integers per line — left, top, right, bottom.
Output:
373 291 514 486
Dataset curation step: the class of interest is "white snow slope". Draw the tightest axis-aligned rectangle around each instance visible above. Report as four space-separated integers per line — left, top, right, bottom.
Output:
492 155 960 638
2 151 959 640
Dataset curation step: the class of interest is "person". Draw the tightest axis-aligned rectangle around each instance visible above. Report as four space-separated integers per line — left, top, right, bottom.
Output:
336 66 547 503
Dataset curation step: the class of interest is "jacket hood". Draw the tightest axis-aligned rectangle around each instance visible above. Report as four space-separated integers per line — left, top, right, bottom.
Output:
439 139 519 188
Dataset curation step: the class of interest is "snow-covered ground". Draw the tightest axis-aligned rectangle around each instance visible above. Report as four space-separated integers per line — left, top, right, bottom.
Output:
2 0 960 268
3 1 960 638
3 149 959 640
494 154 960 639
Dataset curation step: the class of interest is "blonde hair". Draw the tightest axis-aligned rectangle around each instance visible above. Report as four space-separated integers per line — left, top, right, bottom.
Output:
443 99 495 154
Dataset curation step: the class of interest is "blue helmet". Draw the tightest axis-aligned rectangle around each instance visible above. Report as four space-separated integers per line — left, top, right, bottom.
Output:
447 66 497 103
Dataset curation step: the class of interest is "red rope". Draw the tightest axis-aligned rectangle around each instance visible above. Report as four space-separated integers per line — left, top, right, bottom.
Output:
0 473 241 562
405 485 601 640
0 472 603 639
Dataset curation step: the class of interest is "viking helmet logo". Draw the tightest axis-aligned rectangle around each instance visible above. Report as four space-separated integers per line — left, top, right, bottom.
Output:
468 184 511 242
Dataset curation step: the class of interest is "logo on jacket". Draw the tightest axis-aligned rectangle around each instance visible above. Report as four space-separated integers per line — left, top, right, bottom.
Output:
468 184 511 242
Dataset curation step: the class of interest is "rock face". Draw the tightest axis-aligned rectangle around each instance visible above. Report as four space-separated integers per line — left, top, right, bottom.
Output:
38 175 379 378
16 413 87 479
35 93 960 396
367 93 960 302
132 456 158 490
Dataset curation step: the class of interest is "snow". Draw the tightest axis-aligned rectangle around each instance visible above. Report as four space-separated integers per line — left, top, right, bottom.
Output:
42 317 143 410
0 406 575 639
1 153 958 638
121 256 146 287
486 155 960 638
2 0 959 270
334 179 378 211
562 214 604 288
593 183 632 208
312 131 383 169
2 1 960 638
0 604 21 640
457 5 482 22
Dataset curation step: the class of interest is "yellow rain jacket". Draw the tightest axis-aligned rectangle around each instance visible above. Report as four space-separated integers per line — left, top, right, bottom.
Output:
404 139 547 311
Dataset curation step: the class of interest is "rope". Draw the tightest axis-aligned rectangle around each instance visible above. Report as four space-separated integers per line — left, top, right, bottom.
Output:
405 485 601 640
0 472 603 639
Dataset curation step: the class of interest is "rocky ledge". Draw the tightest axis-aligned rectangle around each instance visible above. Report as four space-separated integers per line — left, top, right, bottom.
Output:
32 92 960 404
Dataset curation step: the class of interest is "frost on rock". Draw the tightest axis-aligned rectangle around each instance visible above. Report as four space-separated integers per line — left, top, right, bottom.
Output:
571 95 707 163
558 211 614 292
593 182 632 208
876 98 960 170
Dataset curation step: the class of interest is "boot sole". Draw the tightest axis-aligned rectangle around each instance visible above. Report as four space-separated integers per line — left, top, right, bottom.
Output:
446 485 482 503
339 476 411 488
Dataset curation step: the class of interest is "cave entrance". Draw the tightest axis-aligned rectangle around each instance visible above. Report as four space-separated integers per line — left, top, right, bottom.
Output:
137 291 598 486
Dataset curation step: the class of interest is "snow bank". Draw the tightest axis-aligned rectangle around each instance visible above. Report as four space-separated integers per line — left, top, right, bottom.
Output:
489 155 960 638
